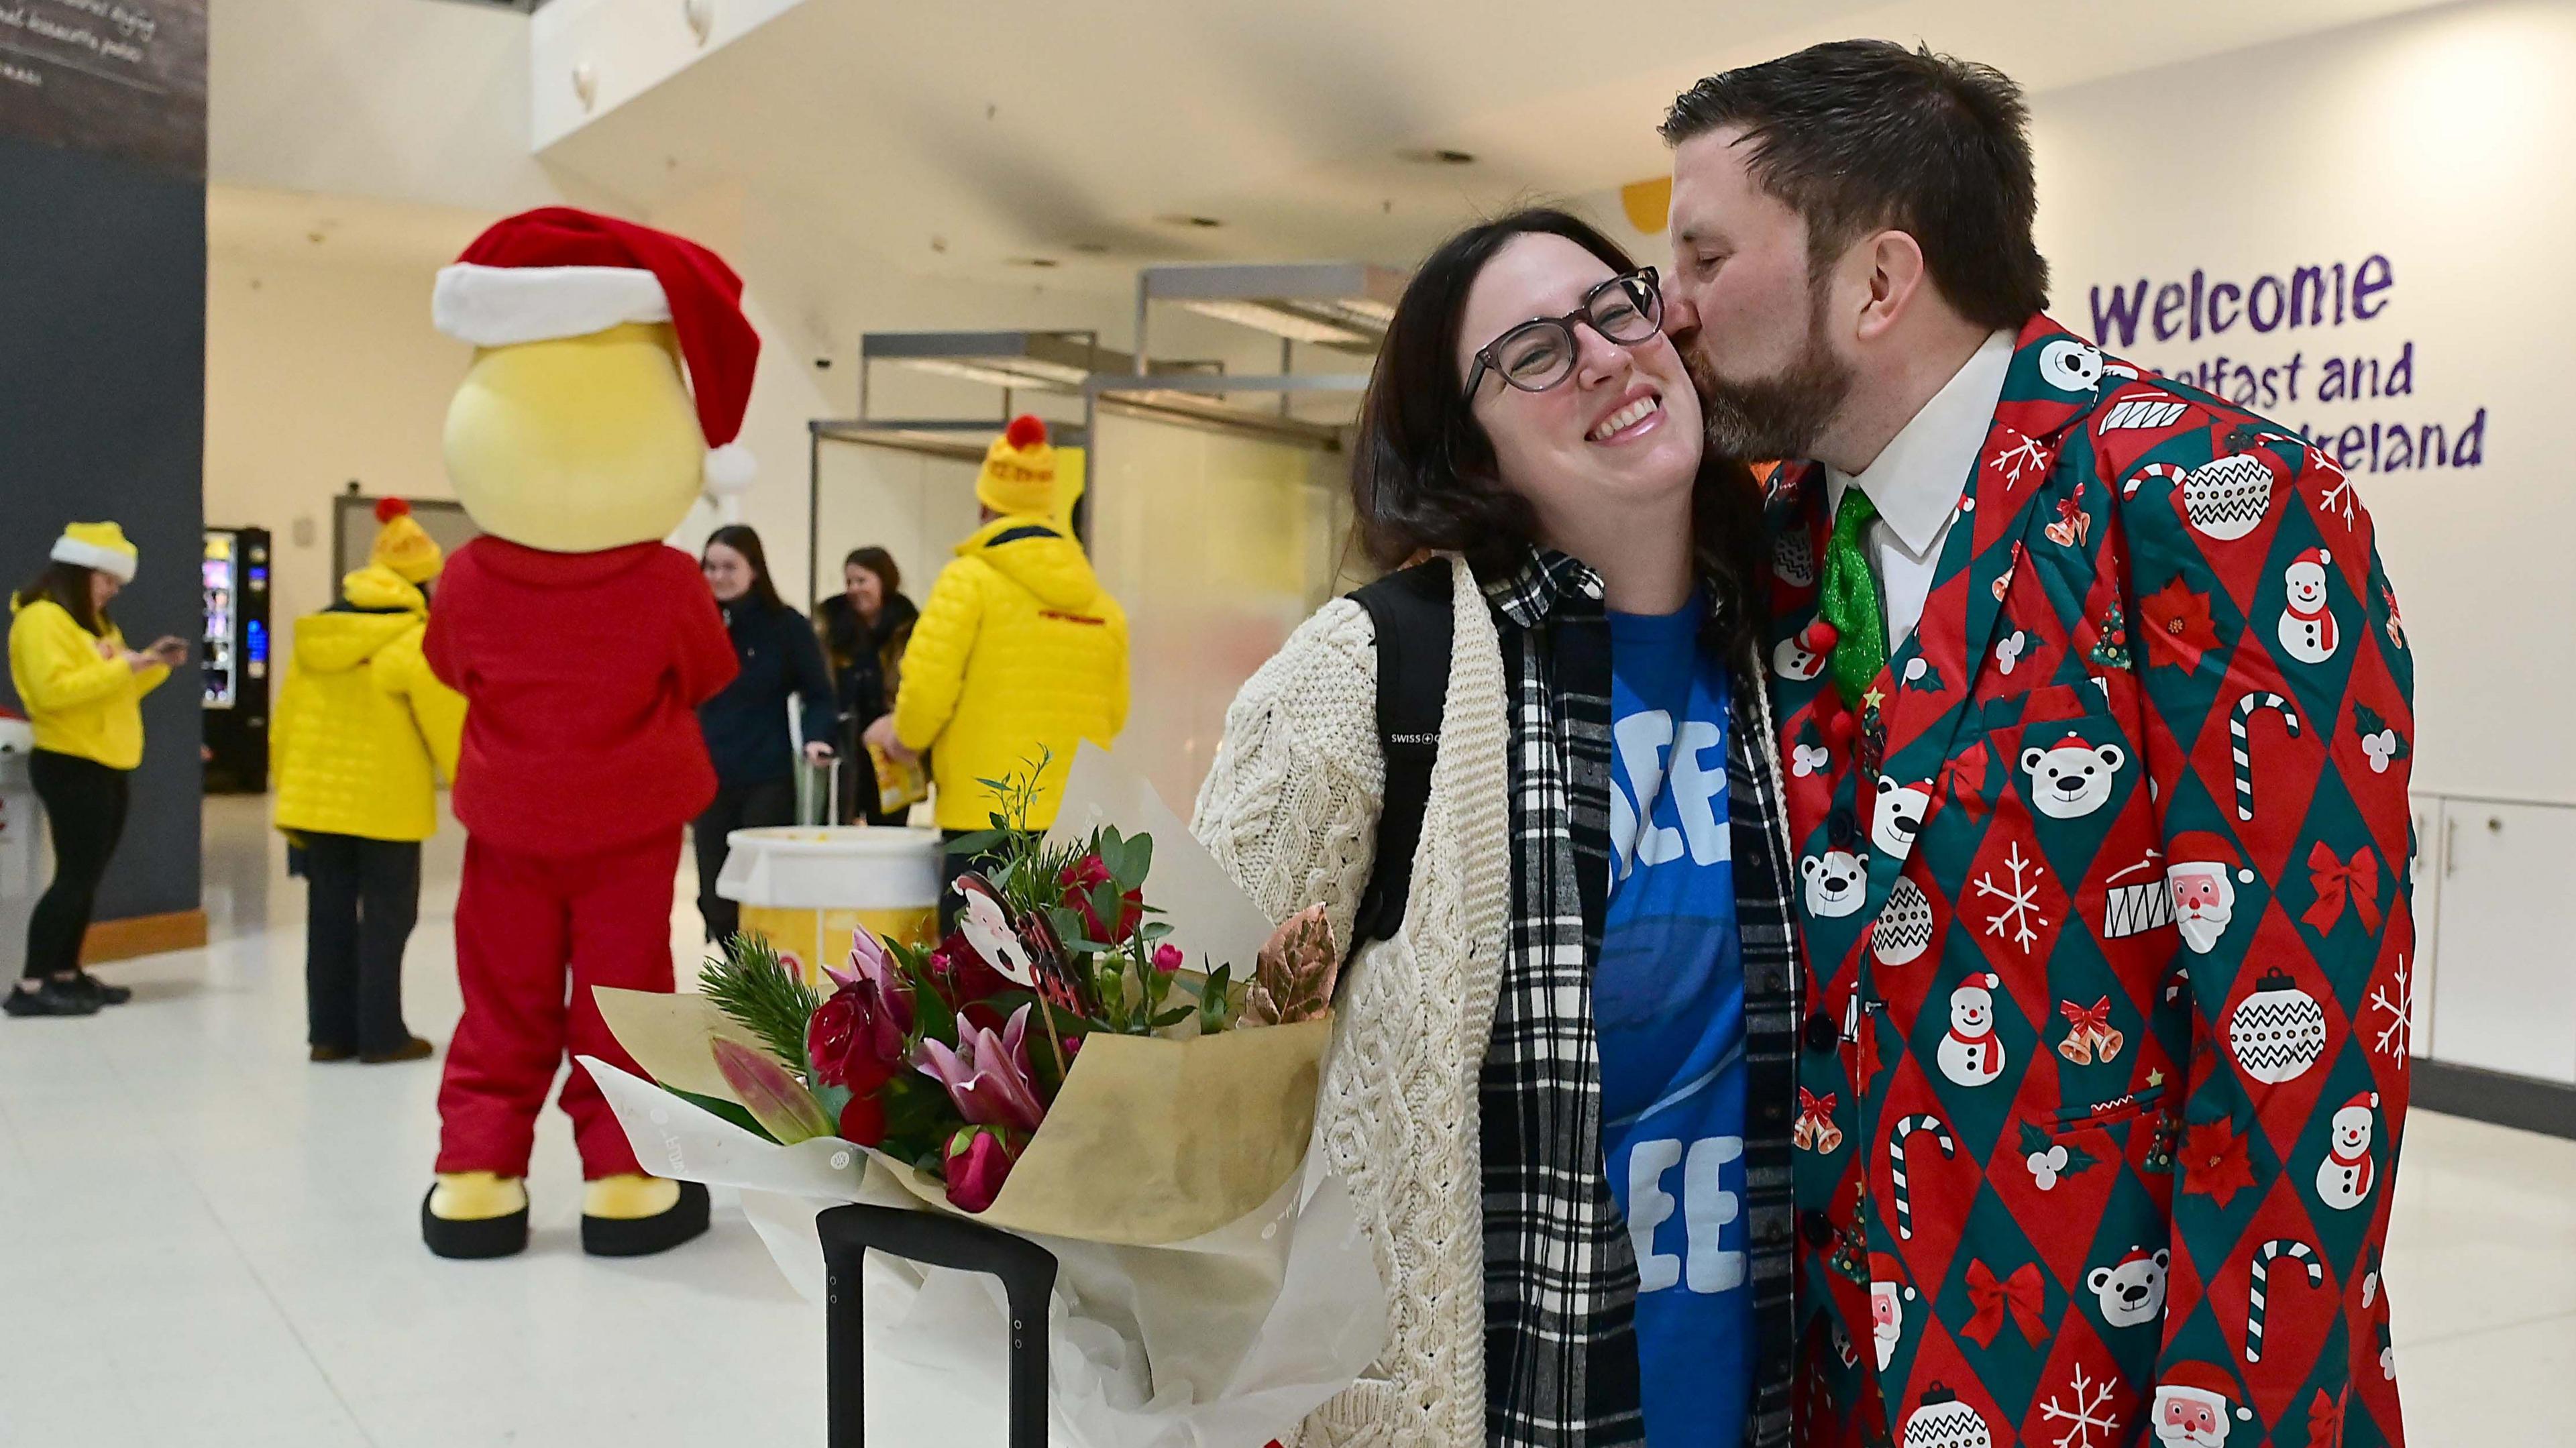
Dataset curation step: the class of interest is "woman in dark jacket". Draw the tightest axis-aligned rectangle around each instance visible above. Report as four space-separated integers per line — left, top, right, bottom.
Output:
694 525 837 943
814 546 918 824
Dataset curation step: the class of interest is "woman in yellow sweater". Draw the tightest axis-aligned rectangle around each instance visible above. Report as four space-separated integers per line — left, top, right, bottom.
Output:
271 500 466 1063
7 523 189 1018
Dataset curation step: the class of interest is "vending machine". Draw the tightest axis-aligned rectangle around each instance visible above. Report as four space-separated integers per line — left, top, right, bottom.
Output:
202 527 271 793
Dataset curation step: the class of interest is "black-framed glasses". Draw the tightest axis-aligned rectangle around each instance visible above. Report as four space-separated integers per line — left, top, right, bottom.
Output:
1462 268 1664 403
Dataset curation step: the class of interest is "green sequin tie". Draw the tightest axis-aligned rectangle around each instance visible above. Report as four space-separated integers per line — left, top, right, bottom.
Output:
1820 488 1889 710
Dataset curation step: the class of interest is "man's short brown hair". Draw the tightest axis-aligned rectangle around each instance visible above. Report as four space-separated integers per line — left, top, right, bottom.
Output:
1662 40 2049 331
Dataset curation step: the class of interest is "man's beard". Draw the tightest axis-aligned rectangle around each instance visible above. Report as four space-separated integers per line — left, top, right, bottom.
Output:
1683 288 1856 461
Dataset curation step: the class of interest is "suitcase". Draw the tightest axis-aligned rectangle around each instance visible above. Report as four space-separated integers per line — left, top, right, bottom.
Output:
818 1201 1059 1448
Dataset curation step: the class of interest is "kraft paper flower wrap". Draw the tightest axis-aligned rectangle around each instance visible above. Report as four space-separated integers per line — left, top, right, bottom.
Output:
578 743 1383 1447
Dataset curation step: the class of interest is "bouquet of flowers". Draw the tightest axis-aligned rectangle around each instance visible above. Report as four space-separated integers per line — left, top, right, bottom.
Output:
579 743 1384 1446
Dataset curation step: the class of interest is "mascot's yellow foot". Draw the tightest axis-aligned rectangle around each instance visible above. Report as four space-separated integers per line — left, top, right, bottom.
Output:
581 1173 710 1258
422 1172 531 1260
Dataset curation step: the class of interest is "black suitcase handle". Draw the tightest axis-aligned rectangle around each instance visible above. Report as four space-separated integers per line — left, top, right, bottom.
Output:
817 1202 1059 1448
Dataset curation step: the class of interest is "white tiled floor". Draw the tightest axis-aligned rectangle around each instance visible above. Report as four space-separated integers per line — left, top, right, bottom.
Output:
2 796 2570 1445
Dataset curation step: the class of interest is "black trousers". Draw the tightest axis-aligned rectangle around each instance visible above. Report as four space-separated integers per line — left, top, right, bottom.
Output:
25 750 127 981
301 833 423 1054
694 779 797 944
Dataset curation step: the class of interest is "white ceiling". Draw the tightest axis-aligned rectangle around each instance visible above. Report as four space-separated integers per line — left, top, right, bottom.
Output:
531 0 2461 287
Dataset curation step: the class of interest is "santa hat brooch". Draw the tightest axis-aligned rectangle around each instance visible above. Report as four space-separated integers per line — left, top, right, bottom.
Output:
432 207 761 498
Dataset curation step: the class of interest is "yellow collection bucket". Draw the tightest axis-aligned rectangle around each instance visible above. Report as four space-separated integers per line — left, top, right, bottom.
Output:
712 826 943 985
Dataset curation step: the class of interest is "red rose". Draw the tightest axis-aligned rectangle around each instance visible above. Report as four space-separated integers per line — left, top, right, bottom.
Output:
943 1125 1026 1213
837 1091 886 1148
807 978 908 1093
1059 853 1143 944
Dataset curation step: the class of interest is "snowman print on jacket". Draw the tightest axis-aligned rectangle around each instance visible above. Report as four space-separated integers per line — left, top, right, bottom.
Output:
1937 973 2008 1088
2277 547 2339 666
2316 1091 2381 1211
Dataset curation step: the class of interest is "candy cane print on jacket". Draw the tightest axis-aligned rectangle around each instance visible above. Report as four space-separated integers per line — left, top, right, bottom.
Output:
1766 317 2413 1447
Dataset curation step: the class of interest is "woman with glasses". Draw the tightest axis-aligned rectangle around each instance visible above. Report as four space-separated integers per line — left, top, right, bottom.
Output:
1193 209 1797 1448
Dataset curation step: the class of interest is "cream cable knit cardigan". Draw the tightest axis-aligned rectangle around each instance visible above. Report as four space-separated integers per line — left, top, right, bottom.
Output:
1193 556 1511 1448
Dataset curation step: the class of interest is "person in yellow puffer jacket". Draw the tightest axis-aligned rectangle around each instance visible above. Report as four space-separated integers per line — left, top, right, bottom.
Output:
865 416 1128 913
7 522 189 1018
270 499 466 1064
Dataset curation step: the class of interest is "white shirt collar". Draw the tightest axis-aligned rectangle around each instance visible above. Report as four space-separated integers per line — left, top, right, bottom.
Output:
1825 329 2017 558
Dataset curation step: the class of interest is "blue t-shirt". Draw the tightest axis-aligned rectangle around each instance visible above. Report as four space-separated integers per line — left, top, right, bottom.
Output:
1600 600 1752 1448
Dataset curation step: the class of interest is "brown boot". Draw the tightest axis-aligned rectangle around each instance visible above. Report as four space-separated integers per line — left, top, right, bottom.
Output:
360 1036 435 1064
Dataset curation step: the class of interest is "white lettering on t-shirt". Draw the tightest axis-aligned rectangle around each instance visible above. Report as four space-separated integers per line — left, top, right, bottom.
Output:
1684 1135 1746 1293
1613 710 1733 879
1628 1135 1747 1296
1627 1137 1686 1292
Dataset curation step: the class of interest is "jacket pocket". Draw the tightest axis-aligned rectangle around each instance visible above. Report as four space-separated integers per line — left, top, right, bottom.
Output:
2048 1084 2166 1135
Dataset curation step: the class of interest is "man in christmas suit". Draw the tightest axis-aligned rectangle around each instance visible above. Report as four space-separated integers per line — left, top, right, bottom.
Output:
419 209 749 1259
1661 43 2413 1447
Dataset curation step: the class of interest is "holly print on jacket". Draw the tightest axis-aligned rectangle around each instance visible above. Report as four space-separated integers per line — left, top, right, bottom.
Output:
1770 317 2412 1448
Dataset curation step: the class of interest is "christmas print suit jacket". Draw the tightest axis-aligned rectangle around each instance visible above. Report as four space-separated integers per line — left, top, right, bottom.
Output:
1770 317 2412 1448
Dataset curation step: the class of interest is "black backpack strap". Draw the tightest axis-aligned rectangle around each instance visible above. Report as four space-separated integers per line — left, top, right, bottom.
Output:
1346 560 1454 946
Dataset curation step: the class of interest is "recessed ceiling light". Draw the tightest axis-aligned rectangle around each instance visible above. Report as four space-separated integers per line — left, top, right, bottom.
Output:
1157 214 1224 229
1004 256 1061 269
1397 147 1477 166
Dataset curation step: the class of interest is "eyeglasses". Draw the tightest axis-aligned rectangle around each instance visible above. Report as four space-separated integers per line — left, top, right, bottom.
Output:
1462 268 1664 403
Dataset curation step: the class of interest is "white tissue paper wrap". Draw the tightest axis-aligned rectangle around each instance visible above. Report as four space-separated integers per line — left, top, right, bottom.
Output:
584 1055 1385 1448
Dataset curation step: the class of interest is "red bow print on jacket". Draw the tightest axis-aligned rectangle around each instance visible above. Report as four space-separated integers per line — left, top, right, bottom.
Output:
1962 1260 2048 1347
2303 843 2383 934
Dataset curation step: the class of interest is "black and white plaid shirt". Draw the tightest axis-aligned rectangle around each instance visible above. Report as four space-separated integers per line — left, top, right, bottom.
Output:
1479 549 1801 1448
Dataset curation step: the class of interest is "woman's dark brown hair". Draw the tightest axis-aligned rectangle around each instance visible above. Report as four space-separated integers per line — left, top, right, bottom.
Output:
843 546 902 602
13 562 105 636
1350 207 1766 663
706 524 786 614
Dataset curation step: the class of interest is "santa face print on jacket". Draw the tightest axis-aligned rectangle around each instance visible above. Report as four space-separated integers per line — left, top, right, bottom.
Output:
2165 836 2255 955
1869 1268 1916 1372
1937 974 2007 1088
2276 547 2339 665
2153 1384 2243 1448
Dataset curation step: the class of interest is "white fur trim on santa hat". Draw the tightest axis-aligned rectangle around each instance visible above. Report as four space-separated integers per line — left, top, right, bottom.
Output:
50 535 136 583
433 264 672 347
703 441 757 492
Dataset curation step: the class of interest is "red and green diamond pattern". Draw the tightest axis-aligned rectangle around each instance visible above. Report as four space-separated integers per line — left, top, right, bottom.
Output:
1770 317 2414 1448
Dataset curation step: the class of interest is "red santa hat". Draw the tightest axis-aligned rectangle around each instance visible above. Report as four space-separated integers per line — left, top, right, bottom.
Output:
2290 547 2332 572
432 207 761 496
2157 1360 2246 1414
2337 1090 2381 1117
2167 832 2251 883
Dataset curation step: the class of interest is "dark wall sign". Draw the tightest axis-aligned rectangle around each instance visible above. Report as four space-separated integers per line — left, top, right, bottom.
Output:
0 0 207 178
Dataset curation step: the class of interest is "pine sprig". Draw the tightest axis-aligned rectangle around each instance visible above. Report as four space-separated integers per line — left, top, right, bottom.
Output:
702 932 821 1076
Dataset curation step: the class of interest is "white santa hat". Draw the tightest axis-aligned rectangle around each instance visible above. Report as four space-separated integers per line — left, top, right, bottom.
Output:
433 207 761 500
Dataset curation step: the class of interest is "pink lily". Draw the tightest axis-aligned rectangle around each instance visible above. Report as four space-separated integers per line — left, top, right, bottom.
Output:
712 1038 835 1145
912 1003 1046 1134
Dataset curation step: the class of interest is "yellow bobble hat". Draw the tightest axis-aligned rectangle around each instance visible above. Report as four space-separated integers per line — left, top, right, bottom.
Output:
369 498 444 583
975 414 1058 518
51 521 138 583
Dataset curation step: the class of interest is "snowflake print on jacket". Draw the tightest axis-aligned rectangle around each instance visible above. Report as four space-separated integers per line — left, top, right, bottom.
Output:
1770 319 2413 1448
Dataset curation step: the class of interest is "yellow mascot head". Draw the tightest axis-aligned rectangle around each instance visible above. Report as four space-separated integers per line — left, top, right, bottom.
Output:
433 208 760 553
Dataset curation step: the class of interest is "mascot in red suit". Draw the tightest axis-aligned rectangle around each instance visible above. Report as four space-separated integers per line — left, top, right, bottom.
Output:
419 209 751 1258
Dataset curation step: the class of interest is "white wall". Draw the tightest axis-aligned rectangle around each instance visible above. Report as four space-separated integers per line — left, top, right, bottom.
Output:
2027 0 2570 805
203 243 472 657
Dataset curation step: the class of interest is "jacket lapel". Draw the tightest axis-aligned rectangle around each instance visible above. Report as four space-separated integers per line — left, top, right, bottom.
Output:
1864 319 2113 899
